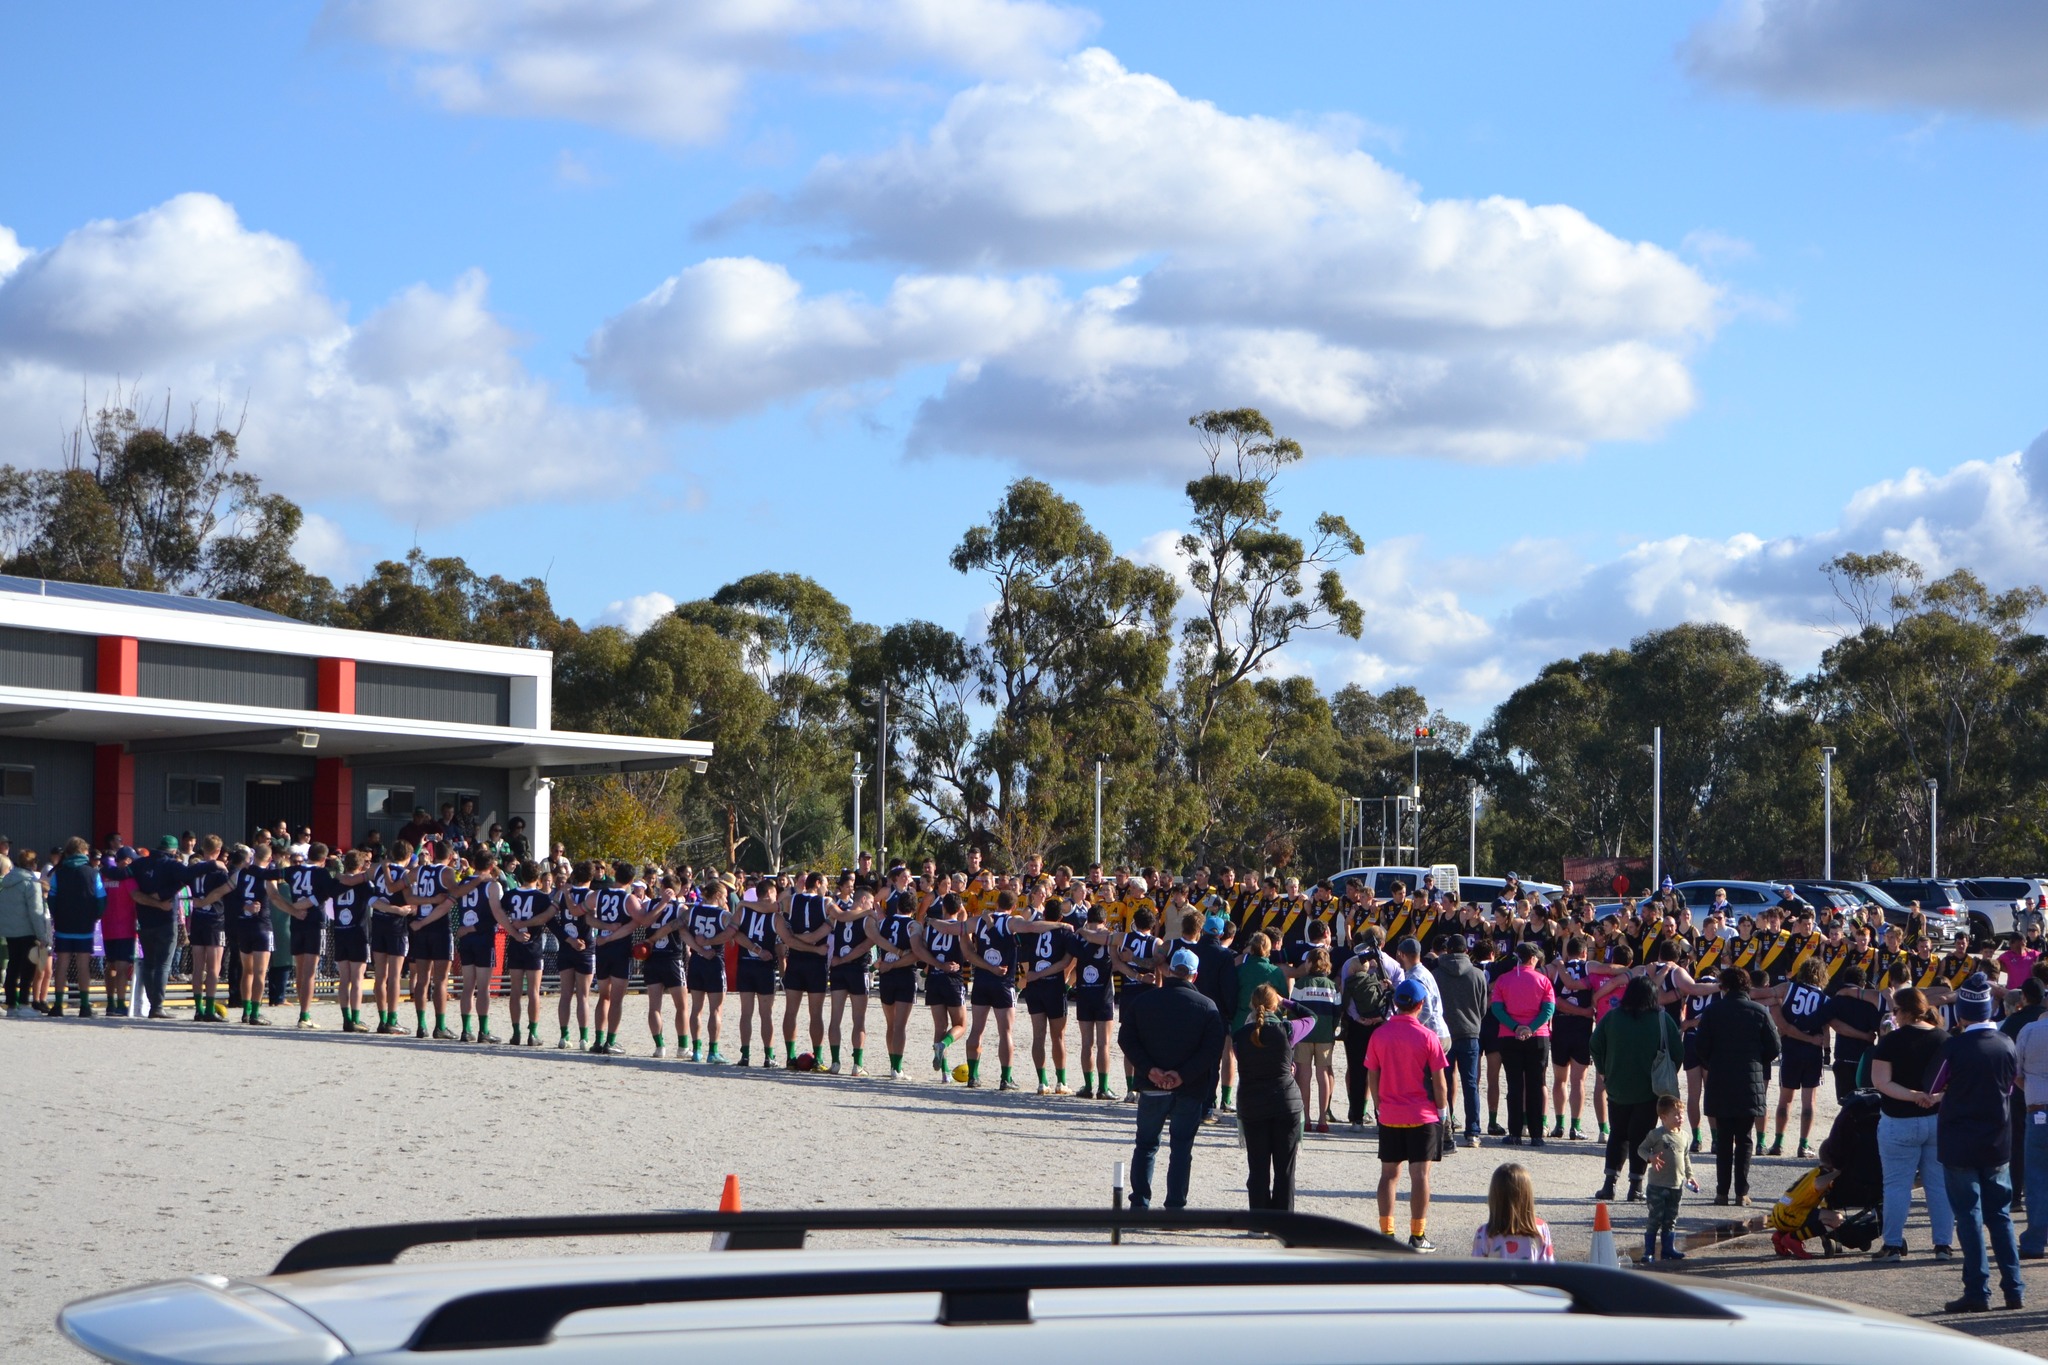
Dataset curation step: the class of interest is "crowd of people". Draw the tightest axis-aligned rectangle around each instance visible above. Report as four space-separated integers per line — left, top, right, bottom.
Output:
1 834 2039 1306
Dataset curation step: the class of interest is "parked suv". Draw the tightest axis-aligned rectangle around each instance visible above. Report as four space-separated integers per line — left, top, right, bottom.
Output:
1800 879 1964 948
1873 879 1973 940
1959 877 2048 941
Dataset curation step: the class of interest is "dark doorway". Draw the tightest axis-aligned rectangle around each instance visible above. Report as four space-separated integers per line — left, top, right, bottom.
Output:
245 778 313 842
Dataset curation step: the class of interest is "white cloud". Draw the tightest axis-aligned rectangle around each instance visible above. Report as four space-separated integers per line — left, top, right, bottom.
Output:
598 590 678 634
636 50 1717 477
0 195 643 515
327 0 1096 145
1284 431 2048 721
291 511 362 582
1685 0 2048 121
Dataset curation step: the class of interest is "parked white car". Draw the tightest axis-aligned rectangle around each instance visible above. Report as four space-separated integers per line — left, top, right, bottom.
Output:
57 1209 2034 1365
1960 878 2048 940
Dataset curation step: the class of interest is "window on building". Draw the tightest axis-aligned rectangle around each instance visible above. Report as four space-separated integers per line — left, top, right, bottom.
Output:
167 775 224 811
0 765 32 803
366 785 416 820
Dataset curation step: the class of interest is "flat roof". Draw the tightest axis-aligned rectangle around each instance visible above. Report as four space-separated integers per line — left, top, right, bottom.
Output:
0 687 709 775
0 575 301 624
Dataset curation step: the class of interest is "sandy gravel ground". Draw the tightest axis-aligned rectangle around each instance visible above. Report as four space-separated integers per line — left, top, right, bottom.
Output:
3 999 2042 1358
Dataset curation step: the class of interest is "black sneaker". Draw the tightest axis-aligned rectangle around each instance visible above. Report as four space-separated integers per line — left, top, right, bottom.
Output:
1871 1244 1905 1262
2004 1291 2025 1310
1407 1235 1436 1253
1933 1244 1954 1262
79 1003 95 1018
1487 1121 1507 1137
1944 1296 1992 1314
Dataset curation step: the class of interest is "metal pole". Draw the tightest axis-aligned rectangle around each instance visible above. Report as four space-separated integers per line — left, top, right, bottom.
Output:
1412 734 1421 865
1650 726 1662 891
876 687 887 867
1820 747 1835 880
1111 1161 1125 1245
1927 778 1939 878
852 762 865 866
1093 758 1104 866
1468 782 1479 878
1378 797 1386 866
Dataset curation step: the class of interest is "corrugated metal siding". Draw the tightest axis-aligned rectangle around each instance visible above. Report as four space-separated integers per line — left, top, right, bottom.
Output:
355 663 510 727
0 736 95 853
136 641 317 710
0 626 96 692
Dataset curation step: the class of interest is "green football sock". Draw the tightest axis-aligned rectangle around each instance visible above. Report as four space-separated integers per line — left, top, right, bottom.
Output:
460 1012 472 1032
853 1047 863 1067
560 1025 570 1041
1055 1068 1066 1086
653 1033 664 1048
299 1009 311 1023
1037 1066 1048 1086
831 1045 841 1066
1083 1070 1095 1090
434 1010 446 1031
967 1059 980 1082
1221 1085 1233 1106
415 1005 426 1026
1000 1066 1013 1086
579 1027 589 1042
740 1047 751 1064
890 1053 904 1073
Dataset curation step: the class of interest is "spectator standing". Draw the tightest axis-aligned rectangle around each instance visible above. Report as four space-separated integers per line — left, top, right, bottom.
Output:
46 837 105 1017
1870 986 1954 1261
2016 1001 2048 1260
0 854 50 1016
1192 915 1239 1113
1232 985 1314 1209
1365 977 1448 1252
1934 973 2024 1312
1119 948 1225 1211
1432 936 1488 1149
2002 978 2045 1203
1395 936 1451 1054
1693 965 1779 1207
1337 928 1399 1130
1590 975 1684 1202
1638 1094 1694 1262
1292 948 1340 1131
127 836 187 1018
1490 942 1556 1147
99 847 138 1015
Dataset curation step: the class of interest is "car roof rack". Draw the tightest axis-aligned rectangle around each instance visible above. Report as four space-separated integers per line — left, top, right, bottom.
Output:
402 1252 1737 1352
275 1207 1399 1274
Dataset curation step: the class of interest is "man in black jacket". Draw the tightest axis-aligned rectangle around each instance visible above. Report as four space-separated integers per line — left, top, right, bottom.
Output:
1120 948 1225 1209
1430 938 1487 1147
1192 915 1240 1115
1693 966 1779 1206
1937 973 2025 1313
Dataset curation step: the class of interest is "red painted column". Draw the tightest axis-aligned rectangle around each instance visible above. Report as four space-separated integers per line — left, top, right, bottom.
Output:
313 757 353 852
94 636 139 841
93 746 134 844
317 658 356 714
97 635 138 695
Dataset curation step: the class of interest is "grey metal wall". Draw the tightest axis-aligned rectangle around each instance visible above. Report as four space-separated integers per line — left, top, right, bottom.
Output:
355 663 510 727
131 750 318 847
137 642 317 710
0 735 95 856
0 626 96 692
348 762 511 848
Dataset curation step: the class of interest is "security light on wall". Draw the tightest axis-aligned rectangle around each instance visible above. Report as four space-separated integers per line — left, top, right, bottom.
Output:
295 730 319 748
691 760 709 774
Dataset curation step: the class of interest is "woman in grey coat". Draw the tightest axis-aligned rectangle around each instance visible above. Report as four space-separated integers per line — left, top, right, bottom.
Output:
0 855 51 1016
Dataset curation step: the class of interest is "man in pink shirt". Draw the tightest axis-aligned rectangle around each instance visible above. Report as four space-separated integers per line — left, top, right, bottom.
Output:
1491 942 1557 1147
1365 977 1448 1252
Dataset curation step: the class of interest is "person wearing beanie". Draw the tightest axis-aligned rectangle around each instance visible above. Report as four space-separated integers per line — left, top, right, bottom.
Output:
1934 971 2025 1312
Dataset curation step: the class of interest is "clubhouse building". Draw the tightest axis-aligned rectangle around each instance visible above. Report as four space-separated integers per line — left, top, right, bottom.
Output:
0 575 709 855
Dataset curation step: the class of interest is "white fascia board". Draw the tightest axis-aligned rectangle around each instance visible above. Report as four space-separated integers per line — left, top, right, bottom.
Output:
4 593 550 679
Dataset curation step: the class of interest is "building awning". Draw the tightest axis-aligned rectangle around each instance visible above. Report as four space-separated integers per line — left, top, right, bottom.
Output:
0 686 710 776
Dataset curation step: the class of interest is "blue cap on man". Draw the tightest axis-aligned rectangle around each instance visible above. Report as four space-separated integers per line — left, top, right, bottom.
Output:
1169 948 1200 976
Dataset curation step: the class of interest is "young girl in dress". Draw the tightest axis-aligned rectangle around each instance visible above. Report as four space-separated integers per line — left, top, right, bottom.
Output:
1471 1162 1555 1261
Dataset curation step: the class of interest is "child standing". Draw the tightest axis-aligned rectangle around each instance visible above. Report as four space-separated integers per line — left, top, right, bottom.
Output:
1639 1093 1696 1262
1470 1162 1555 1261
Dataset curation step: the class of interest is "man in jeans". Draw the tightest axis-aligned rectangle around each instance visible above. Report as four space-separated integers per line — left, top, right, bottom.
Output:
1430 935 1487 1149
2017 1005 2048 1260
1935 973 2024 1312
1119 949 1224 1210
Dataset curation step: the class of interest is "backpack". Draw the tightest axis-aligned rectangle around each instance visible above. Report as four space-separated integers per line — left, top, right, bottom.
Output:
1344 952 1393 1021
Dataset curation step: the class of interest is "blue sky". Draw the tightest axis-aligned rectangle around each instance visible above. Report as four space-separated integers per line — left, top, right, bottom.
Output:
3 1 2045 720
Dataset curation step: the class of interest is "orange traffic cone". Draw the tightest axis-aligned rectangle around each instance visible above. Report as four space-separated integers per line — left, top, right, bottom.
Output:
1588 1201 1617 1268
719 1174 742 1213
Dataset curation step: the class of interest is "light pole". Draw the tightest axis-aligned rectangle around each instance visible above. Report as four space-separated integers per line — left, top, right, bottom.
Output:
852 758 867 866
1819 746 1835 880
1093 755 1107 866
1926 777 1939 878
1467 781 1480 878
1642 727 1661 891
875 685 888 868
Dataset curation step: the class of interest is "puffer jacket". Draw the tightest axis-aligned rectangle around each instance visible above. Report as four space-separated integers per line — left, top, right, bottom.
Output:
0 866 50 941
1693 993 1780 1118
48 855 105 936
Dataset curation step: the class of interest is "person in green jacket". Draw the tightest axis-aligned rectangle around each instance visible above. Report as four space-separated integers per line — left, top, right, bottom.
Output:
1590 975 1684 1202
1232 931 1288 1029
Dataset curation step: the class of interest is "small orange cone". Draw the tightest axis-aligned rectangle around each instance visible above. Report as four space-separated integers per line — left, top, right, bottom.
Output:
1588 1200 1618 1268
719 1174 742 1213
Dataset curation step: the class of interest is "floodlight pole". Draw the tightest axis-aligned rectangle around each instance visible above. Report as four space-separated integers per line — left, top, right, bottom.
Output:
1819 746 1835 880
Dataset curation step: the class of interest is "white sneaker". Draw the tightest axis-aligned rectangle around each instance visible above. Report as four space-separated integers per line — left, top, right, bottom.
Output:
1037 1083 1051 1095
850 1065 869 1077
826 1061 842 1074
652 1045 667 1058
